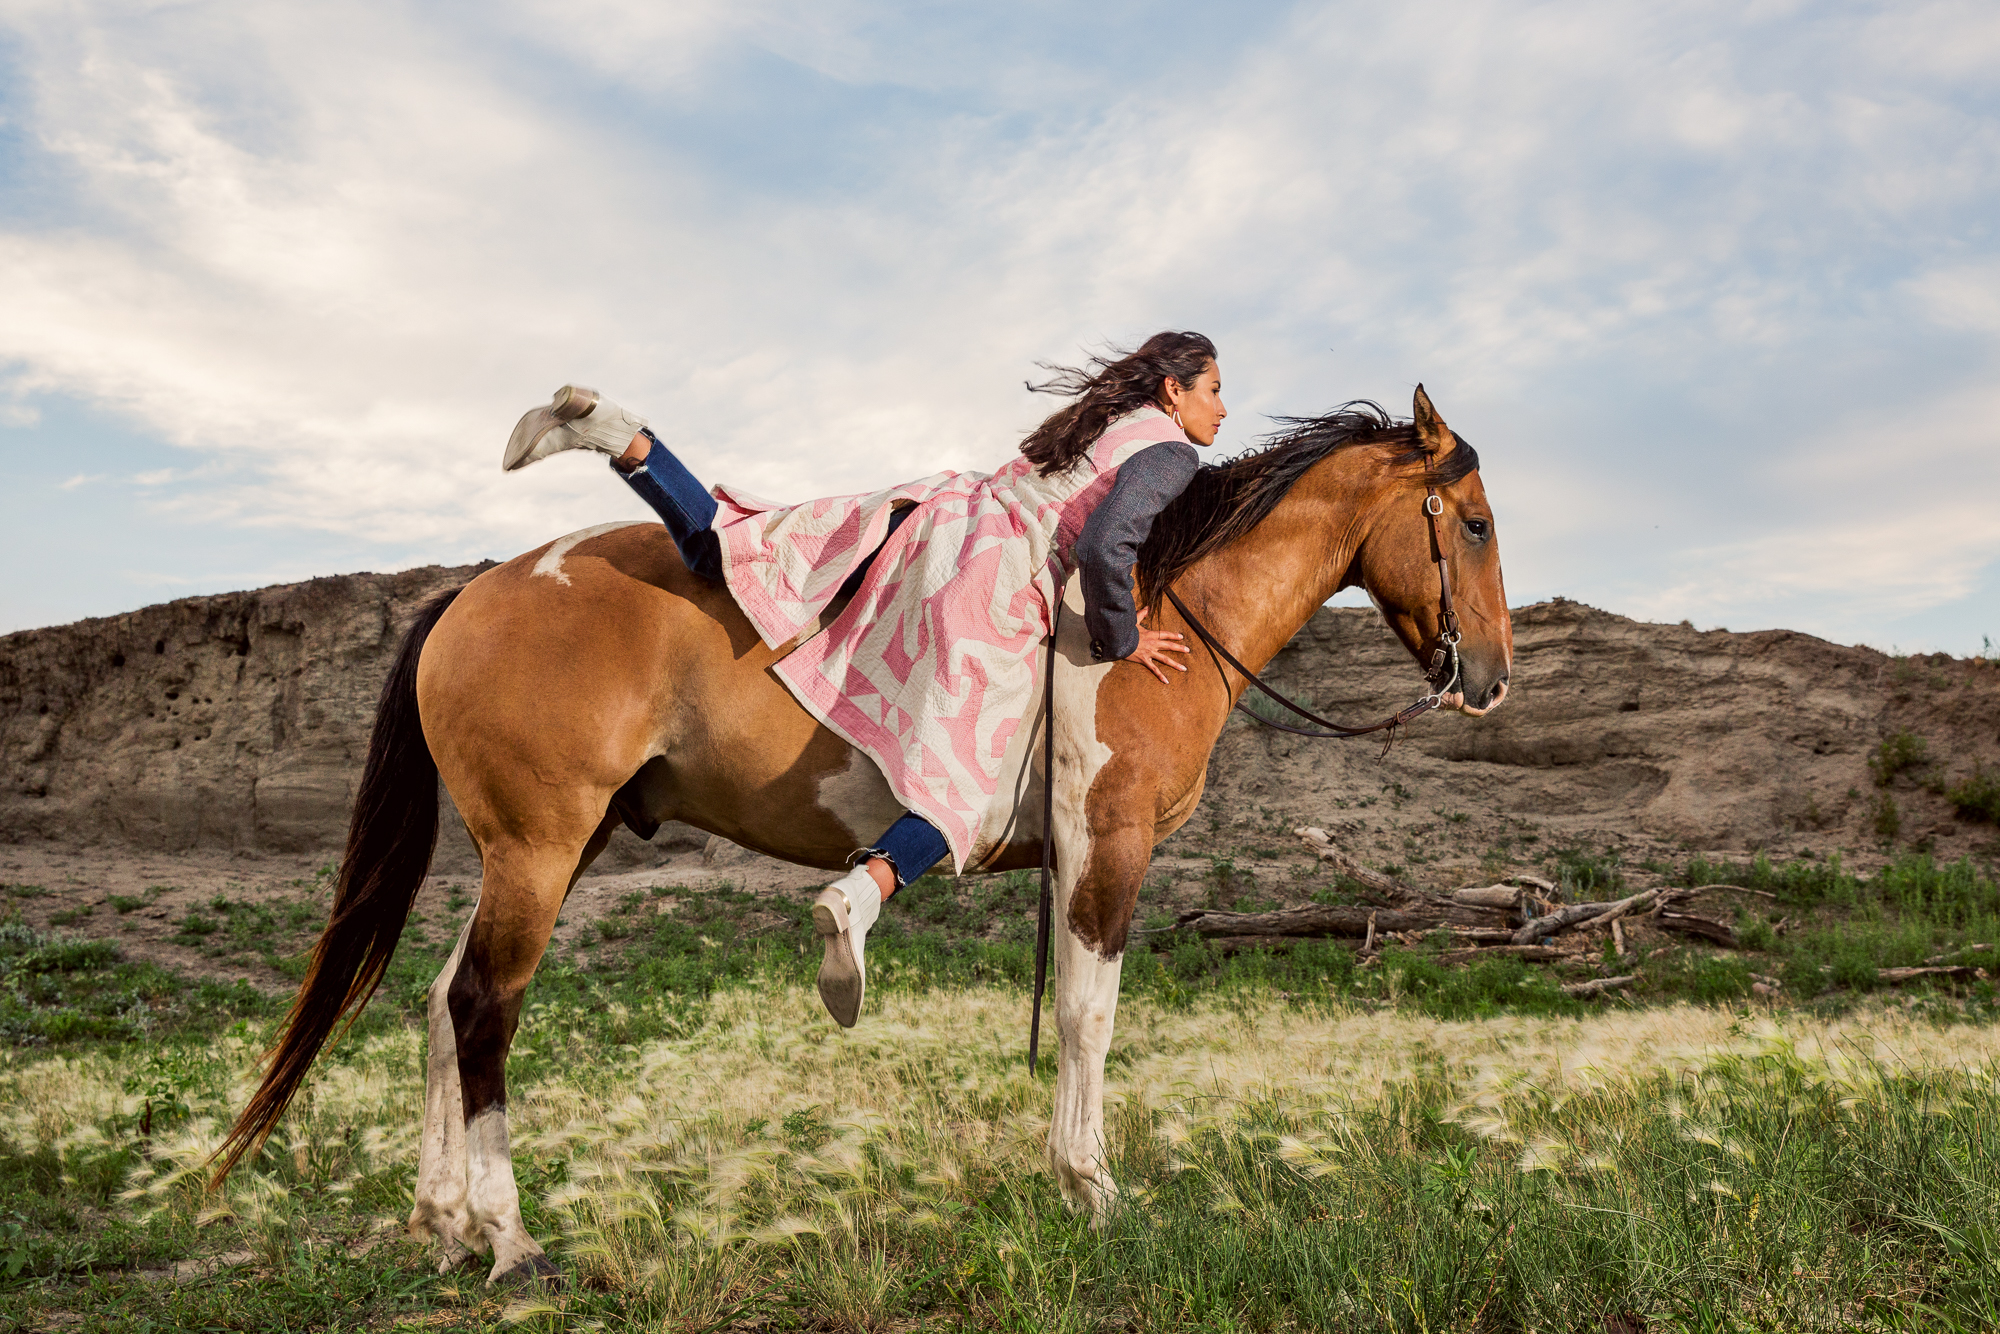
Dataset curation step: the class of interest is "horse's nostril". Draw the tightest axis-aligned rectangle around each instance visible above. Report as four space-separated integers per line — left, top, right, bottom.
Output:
1487 680 1509 709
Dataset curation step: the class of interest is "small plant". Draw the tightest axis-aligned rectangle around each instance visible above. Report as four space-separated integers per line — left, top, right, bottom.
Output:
107 894 146 914
1948 765 2000 824
1550 845 1623 900
1869 731 1931 787
48 905 93 927
175 912 219 938
1871 793 1901 844
3 884 49 900
0 1209 27 1279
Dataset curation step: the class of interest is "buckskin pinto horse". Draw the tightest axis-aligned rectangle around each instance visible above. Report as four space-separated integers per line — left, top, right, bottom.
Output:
214 385 1510 1285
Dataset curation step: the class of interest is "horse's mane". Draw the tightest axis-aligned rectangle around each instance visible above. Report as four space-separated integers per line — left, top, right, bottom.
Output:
1134 400 1480 601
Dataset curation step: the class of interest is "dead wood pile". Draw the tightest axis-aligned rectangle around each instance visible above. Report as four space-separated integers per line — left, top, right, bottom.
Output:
1165 827 1746 983
1163 830 1996 995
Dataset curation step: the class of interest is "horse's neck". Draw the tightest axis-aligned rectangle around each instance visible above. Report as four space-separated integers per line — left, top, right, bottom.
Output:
1177 459 1377 678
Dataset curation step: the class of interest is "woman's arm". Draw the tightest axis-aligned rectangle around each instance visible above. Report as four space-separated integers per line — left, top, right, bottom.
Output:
1075 441 1200 674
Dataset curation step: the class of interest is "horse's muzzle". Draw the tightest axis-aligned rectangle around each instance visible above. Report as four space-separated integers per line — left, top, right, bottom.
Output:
1455 676 1508 717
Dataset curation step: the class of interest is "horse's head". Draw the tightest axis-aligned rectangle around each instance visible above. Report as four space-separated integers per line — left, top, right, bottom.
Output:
1353 386 1512 716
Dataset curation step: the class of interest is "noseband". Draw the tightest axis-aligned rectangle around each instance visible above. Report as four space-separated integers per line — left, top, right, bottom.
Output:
1164 448 1464 748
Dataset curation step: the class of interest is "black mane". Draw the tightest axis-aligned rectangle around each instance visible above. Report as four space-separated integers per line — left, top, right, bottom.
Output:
1133 401 1480 601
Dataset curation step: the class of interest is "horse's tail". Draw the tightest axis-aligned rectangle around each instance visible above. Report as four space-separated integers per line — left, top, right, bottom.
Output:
209 584 463 1186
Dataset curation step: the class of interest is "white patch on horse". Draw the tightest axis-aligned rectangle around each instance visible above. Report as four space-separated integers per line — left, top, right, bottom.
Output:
463 1107 545 1282
813 748 907 847
409 918 477 1269
531 520 646 586
1044 575 1124 1220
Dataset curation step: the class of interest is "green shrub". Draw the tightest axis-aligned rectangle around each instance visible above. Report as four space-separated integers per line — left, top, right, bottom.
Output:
1549 845 1623 900
1681 851 1855 907
1948 765 2000 823
1869 731 1932 786
1871 793 1901 843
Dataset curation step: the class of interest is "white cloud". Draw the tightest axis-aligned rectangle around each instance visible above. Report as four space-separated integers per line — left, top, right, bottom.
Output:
1 0 1997 648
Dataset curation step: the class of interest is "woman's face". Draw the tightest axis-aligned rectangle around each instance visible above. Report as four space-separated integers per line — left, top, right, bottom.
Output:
1162 359 1226 446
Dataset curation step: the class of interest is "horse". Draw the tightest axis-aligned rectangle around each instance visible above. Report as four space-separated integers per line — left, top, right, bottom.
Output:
214 385 1511 1285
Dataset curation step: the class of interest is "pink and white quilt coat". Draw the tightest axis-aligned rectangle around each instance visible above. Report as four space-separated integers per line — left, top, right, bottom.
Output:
713 407 1191 869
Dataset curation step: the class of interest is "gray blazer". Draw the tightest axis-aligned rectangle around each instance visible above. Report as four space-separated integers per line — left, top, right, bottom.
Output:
1074 441 1201 662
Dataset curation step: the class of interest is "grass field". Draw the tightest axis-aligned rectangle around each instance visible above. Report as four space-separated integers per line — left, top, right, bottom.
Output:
3 852 1999 1331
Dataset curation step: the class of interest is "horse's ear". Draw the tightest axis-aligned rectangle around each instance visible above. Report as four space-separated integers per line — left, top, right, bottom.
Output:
1412 384 1452 453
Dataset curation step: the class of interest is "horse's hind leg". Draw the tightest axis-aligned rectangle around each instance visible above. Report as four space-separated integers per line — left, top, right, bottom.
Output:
409 916 478 1269
435 820 612 1285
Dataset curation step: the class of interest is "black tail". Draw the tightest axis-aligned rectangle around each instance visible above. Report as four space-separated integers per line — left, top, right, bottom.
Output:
211 585 463 1185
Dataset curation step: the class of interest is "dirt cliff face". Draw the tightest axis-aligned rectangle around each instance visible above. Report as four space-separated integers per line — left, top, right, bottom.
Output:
1 566 494 853
4 572 1996 864
1210 598 2000 859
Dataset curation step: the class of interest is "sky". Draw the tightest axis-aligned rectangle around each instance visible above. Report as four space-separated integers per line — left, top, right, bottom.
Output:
2 0 1997 654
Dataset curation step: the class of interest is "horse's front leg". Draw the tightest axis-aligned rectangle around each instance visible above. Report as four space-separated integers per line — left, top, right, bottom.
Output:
1046 818 1152 1224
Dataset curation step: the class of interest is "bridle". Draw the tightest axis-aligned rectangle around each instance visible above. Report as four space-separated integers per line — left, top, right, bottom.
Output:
1027 447 1466 1073
1165 446 1463 747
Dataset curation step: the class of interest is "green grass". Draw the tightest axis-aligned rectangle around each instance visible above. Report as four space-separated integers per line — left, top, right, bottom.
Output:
3 850 1999 1330
5 985 2000 1331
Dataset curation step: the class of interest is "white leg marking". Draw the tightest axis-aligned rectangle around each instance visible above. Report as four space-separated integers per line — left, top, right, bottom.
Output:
465 1107 547 1283
409 918 477 1269
530 520 646 586
1044 576 1123 1222
812 747 908 847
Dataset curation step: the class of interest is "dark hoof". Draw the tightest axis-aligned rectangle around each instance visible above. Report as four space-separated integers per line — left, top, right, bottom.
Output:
492 1253 564 1289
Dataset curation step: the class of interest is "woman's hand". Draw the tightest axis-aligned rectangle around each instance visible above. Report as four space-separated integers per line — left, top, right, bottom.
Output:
1124 607 1191 683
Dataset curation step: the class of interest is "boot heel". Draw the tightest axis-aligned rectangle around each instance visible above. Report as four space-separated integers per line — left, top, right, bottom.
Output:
551 385 598 422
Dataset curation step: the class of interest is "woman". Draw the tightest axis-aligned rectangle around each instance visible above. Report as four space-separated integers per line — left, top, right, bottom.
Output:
503 331 1226 1025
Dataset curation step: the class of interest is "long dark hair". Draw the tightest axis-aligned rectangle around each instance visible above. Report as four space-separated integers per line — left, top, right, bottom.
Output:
1134 402 1480 602
1019 330 1218 474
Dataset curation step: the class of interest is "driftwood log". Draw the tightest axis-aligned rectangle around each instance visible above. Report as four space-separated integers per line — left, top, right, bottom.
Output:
1876 965 1979 984
1563 973 1640 996
1176 900 1519 941
1653 911 1741 948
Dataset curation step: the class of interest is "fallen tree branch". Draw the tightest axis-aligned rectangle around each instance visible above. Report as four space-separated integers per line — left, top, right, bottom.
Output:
1433 945 1570 966
1510 895 1651 945
1654 911 1740 948
1877 965 1979 985
1687 883 1779 900
1293 827 1416 903
1451 884 1525 911
1563 973 1640 996
1175 901 1517 939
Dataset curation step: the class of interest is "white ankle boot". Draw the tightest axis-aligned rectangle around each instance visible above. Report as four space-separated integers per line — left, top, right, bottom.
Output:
813 864 883 1028
502 385 650 472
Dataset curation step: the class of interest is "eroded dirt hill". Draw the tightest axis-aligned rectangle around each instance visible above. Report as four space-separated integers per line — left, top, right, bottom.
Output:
4 568 1996 872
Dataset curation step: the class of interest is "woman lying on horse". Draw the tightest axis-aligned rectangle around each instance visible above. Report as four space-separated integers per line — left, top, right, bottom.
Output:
503 330 1227 1028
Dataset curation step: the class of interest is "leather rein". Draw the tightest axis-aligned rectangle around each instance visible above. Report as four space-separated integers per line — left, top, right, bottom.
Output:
1026 451 1465 1073
1165 450 1464 748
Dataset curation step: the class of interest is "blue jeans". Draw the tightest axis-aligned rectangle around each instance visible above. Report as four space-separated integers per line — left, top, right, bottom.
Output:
616 431 913 601
615 434 947 884
615 431 724 582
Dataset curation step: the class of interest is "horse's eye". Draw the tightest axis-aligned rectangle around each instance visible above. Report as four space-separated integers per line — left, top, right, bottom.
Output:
1464 518 1490 541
